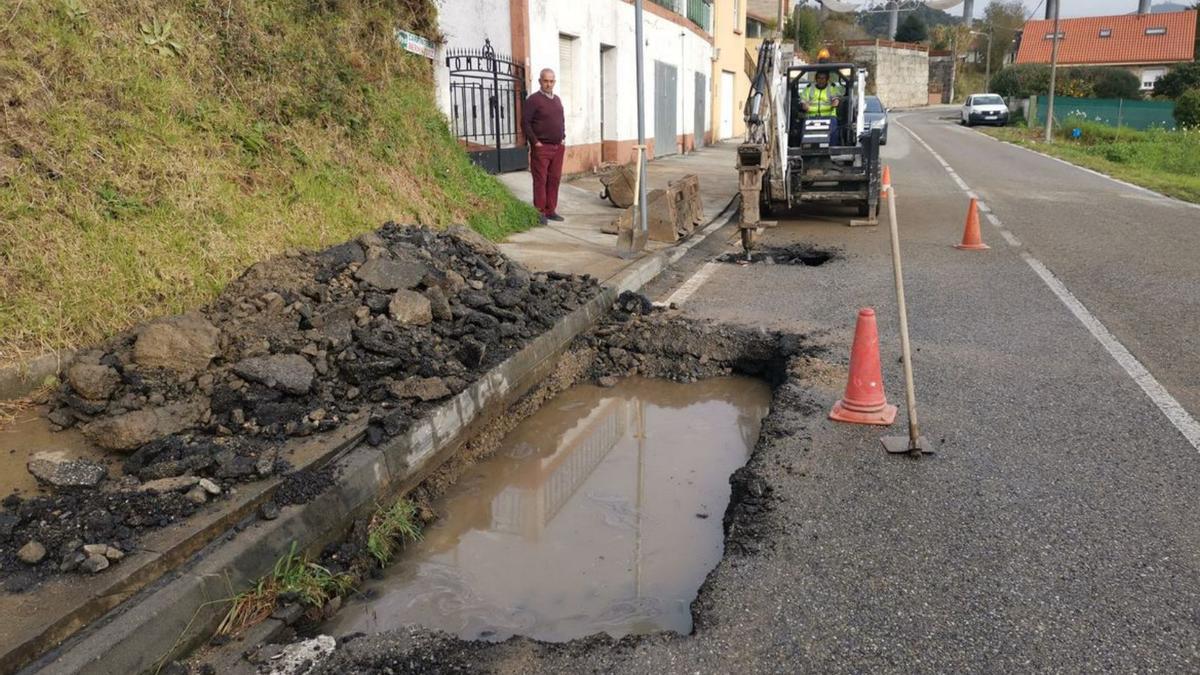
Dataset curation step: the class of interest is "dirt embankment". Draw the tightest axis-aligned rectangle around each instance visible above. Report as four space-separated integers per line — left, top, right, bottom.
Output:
1 224 597 589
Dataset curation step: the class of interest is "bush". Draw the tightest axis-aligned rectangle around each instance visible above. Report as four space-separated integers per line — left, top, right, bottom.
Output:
1154 63 1200 99
991 64 1141 100
1175 89 1200 128
991 64 1051 98
1091 69 1141 99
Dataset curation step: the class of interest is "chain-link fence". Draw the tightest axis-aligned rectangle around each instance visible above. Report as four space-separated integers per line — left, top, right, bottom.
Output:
1029 95 1176 131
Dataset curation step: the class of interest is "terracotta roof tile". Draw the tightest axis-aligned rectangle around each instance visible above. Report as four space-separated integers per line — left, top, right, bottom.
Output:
1016 10 1196 66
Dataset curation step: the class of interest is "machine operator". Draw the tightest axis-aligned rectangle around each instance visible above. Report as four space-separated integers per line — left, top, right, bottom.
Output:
798 71 843 145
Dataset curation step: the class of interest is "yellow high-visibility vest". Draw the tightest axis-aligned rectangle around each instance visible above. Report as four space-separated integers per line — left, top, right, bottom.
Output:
802 85 839 117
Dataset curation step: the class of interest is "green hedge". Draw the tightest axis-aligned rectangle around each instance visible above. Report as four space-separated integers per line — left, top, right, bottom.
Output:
992 64 1141 100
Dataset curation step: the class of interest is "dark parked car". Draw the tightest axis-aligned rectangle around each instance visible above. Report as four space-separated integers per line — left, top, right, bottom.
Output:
864 95 888 145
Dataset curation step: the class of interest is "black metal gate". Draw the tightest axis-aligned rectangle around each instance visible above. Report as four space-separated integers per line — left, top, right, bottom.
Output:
446 39 528 174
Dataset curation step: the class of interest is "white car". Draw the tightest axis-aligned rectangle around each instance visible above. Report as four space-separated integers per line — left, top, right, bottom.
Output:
961 94 1010 127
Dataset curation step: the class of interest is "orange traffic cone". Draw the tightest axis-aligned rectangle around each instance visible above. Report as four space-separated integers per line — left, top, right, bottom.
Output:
881 165 891 199
830 308 898 426
954 197 990 250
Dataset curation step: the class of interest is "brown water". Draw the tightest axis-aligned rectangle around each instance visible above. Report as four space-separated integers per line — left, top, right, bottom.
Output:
323 376 771 642
0 408 112 498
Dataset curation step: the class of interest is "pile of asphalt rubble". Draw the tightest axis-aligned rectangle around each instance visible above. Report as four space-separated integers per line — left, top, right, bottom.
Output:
1 223 598 590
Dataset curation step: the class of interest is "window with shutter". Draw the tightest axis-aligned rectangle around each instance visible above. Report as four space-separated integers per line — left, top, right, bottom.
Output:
558 35 574 101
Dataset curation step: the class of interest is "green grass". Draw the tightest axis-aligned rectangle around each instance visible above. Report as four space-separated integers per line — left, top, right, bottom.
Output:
982 121 1200 203
366 497 423 566
0 0 539 367
217 542 355 636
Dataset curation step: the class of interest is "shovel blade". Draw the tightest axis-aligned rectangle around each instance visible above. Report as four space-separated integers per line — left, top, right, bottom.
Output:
881 435 933 456
616 226 649 259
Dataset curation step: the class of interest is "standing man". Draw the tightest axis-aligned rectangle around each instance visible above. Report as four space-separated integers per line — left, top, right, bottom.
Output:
522 68 566 225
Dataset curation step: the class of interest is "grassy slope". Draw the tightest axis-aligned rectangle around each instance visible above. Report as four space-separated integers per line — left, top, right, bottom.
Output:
982 122 1200 204
0 0 539 366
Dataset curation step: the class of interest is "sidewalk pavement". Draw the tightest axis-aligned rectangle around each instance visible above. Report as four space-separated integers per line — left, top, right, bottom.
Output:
497 142 740 283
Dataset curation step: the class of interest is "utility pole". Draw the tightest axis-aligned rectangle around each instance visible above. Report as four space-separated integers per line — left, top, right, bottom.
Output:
1044 0 1060 143
971 30 992 94
887 2 898 39
634 0 648 238
963 0 974 27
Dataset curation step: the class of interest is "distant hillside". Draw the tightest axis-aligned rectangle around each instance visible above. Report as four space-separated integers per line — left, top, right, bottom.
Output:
1150 2 1192 12
859 5 961 39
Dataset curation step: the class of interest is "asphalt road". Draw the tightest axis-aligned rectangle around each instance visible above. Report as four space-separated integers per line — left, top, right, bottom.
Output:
662 108 1200 671
318 110 1200 672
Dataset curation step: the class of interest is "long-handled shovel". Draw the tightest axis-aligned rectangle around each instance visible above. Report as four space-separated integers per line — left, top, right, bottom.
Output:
617 144 648 258
879 180 932 457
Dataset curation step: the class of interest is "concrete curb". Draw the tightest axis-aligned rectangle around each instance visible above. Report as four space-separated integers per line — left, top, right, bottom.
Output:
0 350 75 402
21 203 740 675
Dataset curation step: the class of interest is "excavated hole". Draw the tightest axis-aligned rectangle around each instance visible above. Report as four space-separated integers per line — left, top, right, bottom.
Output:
715 244 838 267
271 308 811 658
322 374 771 642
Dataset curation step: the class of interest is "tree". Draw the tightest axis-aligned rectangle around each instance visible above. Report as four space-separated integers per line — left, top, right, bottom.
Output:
1175 88 1200 128
858 5 957 38
1154 62 1200 99
894 14 928 43
979 1 1025 76
783 7 822 58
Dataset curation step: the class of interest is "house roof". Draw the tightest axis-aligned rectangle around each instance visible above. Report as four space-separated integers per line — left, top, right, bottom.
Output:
1015 10 1197 66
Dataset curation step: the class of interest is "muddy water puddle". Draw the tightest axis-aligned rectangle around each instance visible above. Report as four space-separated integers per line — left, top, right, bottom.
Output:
0 409 113 497
325 376 770 642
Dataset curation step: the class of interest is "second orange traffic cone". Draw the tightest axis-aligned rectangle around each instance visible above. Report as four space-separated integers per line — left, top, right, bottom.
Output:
881 165 891 199
954 197 990 250
829 308 898 426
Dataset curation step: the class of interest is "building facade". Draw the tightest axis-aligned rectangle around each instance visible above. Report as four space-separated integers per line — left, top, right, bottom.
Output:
1015 10 1197 94
710 0 750 140
435 0 755 175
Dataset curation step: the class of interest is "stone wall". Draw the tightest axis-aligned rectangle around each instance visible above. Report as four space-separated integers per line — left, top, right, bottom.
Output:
929 53 955 105
847 40 930 109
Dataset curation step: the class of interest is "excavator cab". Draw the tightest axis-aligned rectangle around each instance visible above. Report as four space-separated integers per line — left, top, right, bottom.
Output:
787 64 859 148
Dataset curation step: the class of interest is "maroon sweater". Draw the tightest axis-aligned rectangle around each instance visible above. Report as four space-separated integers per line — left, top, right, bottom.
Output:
522 92 565 145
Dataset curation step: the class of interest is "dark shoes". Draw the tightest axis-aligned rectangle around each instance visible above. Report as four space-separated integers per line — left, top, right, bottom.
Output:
538 214 548 225
546 213 565 222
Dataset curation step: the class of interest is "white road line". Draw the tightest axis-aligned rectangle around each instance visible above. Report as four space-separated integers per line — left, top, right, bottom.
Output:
661 261 720 307
999 230 1022 247
904 117 1200 452
985 213 1002 227
1022 253 1200 451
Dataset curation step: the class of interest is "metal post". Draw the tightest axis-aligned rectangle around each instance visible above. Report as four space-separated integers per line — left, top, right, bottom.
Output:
1044 0 1061 143
1118 98 1124 134
984 33 991 94
971 30 992 94
487 41 502 172
948 36 956 103
635 0 648 240
887 2 898 40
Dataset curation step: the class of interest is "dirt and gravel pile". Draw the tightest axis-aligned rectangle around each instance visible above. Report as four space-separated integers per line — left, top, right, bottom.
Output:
2 223 598 585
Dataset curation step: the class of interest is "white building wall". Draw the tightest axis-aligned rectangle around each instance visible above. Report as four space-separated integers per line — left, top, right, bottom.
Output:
528 0 713 159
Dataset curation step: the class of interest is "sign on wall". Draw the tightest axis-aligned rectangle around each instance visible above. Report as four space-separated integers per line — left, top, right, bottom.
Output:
395 29 436 59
